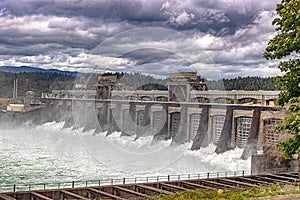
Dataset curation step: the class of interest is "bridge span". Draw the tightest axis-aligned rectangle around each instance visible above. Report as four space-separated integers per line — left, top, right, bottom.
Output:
43 90 280 106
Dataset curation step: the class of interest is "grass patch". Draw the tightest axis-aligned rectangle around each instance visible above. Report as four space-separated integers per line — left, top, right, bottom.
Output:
148 185 300 200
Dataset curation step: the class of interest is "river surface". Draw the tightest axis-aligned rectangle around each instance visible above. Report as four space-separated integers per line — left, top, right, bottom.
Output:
0 121 250 190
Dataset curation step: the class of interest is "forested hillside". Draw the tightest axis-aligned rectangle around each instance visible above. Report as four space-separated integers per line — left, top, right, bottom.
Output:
207 76 276 90
0 72 75 98
0 71 277 99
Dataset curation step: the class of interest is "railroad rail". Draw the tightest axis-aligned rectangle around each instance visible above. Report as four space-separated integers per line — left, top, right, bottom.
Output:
0 171 298 200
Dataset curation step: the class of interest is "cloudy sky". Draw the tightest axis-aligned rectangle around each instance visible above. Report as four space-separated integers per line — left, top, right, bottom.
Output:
0 0 281 79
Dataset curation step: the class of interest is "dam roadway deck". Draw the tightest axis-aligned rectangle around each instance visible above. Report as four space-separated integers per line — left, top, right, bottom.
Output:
1 171 298 200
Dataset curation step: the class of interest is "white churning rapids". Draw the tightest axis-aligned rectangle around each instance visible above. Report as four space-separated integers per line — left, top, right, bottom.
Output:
0 121 250 186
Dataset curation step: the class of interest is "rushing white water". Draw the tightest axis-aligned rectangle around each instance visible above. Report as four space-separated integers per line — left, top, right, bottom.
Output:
0 121 250 188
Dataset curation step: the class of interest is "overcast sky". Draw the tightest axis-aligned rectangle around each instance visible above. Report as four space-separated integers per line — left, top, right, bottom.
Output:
0 0 281 79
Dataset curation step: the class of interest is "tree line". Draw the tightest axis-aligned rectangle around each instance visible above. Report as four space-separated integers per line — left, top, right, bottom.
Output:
207 76 276 90
0 71 75 98
0 71 277 99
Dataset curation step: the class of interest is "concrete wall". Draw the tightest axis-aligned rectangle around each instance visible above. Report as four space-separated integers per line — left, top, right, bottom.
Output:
7 98 284 158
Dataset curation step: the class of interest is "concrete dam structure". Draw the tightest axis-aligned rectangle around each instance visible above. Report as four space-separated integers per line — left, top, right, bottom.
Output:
0 72 290 197
38 97 284 160
37 72 284 160
4 72 283 161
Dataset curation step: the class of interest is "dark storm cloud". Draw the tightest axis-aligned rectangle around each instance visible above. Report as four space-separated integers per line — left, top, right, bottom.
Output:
0 0 281 78
0 0 278 44
3 0 163 21
2 0 277 34
0 13 132 55
119 49 191 66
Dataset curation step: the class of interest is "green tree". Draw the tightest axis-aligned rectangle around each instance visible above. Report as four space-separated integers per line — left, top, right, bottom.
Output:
264 0 300 159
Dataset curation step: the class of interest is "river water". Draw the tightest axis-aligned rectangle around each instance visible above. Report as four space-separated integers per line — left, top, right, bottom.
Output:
0 121 250 190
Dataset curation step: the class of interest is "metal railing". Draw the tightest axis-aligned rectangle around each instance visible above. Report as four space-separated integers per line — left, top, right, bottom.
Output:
0 168 294 193
0 170 247 193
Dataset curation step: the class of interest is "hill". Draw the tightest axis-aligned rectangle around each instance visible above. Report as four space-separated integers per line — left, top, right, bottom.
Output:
0 66 79 76
0 71 76 98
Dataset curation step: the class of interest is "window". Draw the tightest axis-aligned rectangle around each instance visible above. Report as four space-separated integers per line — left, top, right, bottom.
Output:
170 112 181 138
212 115 225 145
263 118 283 145
189 114 201 140
235 117 252 148
153 111 162 132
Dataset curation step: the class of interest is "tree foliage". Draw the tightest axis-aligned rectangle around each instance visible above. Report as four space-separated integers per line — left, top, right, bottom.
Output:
0 72 75 98
207 76 276 91
264 0 300 159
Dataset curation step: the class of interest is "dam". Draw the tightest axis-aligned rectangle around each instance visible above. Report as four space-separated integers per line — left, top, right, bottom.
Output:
0 72 286 194
41 98 283 158
38 72 283 159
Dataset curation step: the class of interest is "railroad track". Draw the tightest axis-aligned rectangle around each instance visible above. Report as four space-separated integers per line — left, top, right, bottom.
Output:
0 172 298 200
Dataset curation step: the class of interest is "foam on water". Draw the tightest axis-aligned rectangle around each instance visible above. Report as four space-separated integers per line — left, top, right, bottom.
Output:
36 121 65 131
0 121 250 187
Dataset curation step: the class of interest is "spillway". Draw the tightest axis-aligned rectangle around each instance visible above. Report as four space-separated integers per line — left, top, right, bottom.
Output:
0 121 250 189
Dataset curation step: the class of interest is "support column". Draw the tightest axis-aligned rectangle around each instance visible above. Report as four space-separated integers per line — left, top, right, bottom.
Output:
261 95 266 106
110 103 122 133
62 101 74 128
107 107 116 135
136 104 151 138
72 101 87 129
97 102 108 132
129 102 136 122
83 102 92 132
241 108 261 160
215 107 234 154
172 105 188 144
83 101 98 132
94 104 102 134
81 101 89 129
55 101 63 122
191 107 209 150
233 94 238 104
121 102 136 136
143 104 151 127
152 105 169 144
186 84 190 102
46 100 56 122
